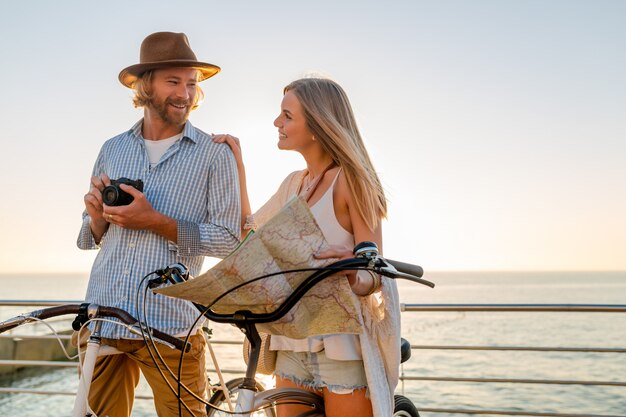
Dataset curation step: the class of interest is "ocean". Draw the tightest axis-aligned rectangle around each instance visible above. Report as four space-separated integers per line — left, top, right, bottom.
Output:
1 271 625 416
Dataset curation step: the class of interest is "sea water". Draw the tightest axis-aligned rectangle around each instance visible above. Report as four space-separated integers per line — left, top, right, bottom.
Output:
0 271 625 416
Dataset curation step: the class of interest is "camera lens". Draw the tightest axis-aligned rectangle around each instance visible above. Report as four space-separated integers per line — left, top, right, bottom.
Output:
102 187 119 206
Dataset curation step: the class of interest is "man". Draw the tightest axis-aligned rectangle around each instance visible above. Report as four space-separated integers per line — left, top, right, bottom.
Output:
77 32 240 417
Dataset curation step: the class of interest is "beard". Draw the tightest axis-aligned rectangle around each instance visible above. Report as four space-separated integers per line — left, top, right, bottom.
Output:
147 95 192 127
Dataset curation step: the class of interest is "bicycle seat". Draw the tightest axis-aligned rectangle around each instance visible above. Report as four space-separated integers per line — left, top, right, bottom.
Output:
400 337 411 363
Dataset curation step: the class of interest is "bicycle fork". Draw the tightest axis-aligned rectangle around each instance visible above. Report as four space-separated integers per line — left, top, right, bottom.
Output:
234 320 263 417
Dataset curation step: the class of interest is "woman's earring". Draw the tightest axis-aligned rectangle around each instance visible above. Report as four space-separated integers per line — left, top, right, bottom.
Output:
312 135 316 141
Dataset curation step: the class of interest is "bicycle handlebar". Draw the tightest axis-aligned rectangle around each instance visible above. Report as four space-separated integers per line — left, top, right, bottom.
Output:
0 303 190 352
194 255 432 325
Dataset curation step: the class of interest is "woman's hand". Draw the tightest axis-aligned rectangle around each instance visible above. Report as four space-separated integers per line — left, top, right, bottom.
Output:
315 244 380 296
314 244 359 286
314 244 353 261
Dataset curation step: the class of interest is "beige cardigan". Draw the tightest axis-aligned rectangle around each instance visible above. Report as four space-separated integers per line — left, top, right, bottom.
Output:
253 170 401 417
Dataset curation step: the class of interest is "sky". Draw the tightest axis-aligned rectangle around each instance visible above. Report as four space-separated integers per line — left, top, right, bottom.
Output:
0 0 624 275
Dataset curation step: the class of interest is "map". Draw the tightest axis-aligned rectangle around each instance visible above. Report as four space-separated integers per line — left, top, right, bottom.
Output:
154 197 364 339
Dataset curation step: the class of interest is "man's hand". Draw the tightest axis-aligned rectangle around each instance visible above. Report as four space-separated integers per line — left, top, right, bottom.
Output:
102 184 155 229
103 185 178 241
84 174 110 221
84 174 111 242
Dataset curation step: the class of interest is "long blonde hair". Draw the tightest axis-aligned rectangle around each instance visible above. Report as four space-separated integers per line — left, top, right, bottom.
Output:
132 70 204 110
284 78 387 231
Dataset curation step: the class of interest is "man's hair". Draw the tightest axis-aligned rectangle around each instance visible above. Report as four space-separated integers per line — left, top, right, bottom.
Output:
131 70 204 110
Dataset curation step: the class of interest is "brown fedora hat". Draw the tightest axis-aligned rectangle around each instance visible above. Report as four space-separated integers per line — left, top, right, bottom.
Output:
118 32 220 88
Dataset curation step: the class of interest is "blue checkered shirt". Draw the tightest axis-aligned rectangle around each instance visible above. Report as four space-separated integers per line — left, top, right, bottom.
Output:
77 120 241 339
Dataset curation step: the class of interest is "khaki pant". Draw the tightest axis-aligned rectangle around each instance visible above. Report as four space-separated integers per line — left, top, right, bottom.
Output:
82 333 208 417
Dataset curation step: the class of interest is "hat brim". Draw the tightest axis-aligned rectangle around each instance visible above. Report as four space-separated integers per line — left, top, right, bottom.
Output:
118 60 221 88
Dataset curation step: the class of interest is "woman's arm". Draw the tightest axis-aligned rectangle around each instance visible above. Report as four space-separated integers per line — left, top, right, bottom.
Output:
348 188 384 295
212 134 252 237
315 171 383 296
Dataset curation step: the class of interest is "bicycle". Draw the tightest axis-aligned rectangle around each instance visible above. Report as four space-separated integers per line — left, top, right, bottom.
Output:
161 241 433 417
0 241 432 417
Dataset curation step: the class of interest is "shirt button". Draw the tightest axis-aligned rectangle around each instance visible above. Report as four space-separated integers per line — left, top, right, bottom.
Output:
129 243 135 248
123 270 130 276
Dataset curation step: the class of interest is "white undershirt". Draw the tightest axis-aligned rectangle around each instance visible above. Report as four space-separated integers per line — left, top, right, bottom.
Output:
270 169 363 360
143 133 182 167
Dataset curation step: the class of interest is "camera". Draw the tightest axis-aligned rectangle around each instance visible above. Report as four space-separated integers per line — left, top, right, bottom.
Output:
102 177 144 206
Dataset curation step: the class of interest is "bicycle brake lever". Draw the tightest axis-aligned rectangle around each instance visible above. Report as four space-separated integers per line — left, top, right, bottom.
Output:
147 275 168 288
126 325 178 350
148 263 190 288
126 324 191 352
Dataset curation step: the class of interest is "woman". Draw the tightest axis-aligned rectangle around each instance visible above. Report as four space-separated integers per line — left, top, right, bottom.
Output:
213 77 401 417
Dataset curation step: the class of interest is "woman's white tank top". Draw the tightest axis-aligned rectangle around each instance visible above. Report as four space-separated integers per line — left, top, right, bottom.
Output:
270 170 362 360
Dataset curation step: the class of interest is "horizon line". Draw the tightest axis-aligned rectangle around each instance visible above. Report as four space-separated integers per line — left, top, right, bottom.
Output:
1 269 625 276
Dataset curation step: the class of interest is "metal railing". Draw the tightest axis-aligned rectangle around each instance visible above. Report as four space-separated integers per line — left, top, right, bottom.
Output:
1 300 625 417
397 303 626 417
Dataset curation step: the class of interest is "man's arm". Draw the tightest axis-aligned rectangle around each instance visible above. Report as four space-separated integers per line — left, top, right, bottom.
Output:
77 152 110 250
104 145 241 256
188 145 242 257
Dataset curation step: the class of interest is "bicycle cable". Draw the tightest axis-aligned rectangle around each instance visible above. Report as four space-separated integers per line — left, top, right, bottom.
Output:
135 272 201 416
139 273 279 416
148 264 357 416
174 263 376 415
11 316 79 361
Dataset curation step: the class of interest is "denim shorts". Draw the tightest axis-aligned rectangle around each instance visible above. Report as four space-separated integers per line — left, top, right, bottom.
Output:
275 350 368 394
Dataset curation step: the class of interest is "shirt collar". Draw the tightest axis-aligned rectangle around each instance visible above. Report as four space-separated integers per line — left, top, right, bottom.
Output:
130 119 198 144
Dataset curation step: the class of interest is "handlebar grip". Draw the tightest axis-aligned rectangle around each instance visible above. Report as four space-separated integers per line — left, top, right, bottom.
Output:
100 306 191 352
385 259 424 278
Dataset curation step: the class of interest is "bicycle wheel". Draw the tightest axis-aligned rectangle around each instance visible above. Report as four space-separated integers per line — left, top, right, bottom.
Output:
254 388 324 417
393 394 420 417
207 377 276 416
